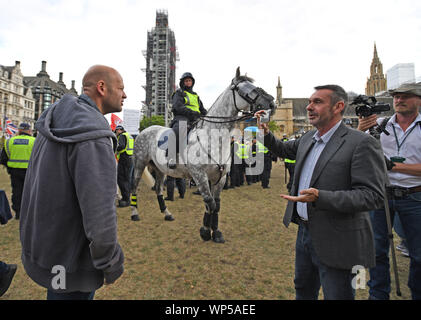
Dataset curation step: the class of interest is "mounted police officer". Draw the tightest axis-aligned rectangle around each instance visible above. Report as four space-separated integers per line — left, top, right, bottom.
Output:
0 123 35 219
168 72 207 169
115 125 134 207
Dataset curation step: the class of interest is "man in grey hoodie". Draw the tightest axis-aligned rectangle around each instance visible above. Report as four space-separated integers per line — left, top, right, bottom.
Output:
19 65 126 300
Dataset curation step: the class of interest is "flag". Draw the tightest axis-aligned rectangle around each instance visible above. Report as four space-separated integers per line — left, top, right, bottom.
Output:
5 117 18 137
110 113 123 131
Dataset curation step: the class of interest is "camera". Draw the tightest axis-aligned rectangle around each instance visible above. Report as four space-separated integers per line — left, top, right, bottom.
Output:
260 110 271 123
351 95 390 117
351 95 391 138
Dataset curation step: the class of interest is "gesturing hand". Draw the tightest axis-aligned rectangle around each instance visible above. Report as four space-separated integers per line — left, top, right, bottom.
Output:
281 188 319 203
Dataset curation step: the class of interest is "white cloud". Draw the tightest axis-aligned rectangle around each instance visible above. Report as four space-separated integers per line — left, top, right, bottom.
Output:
1 0 420 115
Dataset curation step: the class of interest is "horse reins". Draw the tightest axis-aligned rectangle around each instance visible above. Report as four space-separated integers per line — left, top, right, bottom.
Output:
192 81 260 126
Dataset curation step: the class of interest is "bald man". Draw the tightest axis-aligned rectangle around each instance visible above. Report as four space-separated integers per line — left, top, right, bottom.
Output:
19 65 126 300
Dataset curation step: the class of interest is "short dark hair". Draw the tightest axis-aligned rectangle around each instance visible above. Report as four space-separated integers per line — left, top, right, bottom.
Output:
314 84 348 115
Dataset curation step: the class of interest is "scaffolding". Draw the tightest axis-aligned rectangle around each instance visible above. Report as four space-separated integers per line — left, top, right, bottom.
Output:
142 10 178 127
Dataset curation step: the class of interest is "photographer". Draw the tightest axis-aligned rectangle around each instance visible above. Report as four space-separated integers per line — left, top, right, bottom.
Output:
357 82 421 300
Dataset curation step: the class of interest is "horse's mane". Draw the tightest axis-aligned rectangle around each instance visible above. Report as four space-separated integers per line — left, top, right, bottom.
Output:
236 75 254 83
205 74 255 113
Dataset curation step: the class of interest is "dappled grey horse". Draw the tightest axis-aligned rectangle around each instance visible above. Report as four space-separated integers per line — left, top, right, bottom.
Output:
130 67 275 243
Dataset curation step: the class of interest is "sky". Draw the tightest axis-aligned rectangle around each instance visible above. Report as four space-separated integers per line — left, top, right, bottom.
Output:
1 0 420 119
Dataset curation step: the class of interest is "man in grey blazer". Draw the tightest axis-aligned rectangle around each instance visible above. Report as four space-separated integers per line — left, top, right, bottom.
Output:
257 85 387 299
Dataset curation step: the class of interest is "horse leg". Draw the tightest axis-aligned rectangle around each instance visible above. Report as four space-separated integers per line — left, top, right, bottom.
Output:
209 175 226 243
129 160 147 222
190 174 215 241
154 171 174 221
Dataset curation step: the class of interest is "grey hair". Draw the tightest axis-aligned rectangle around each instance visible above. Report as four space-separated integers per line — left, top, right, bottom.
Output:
314 84 348 114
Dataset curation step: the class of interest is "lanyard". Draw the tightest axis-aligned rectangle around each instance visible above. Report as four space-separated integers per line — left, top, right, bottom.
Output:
391 123 418 155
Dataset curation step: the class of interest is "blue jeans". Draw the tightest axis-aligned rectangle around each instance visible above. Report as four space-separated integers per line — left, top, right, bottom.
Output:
47 290 95 300
294 224 355 300
393 213 406 240
368 192 421 300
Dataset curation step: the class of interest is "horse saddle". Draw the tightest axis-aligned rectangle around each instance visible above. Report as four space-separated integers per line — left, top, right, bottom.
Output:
157 128 194 150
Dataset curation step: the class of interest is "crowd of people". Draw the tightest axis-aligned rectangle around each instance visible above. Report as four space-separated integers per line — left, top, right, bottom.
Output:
0 65 420 300
224 135 278 190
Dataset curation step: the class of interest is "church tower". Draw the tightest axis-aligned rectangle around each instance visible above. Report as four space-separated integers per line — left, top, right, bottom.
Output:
365 43 387 96
276 76 282 105
272 77 293 138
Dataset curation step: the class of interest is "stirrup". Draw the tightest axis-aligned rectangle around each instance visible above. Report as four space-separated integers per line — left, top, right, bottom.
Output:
168 158 177 169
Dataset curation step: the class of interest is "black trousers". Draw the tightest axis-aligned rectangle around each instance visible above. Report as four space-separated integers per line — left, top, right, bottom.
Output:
8 168 27 215
261 156 272 187
170 119 191 155
229 157 241 187
117 156 133 202
234 163 245 185
166 176 186 199
285 162 295 192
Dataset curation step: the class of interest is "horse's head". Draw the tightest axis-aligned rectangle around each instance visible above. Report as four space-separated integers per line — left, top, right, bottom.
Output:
230 67 276 116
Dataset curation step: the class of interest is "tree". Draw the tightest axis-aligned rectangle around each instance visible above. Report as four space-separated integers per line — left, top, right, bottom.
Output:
139 115 165 132
268 120 280 133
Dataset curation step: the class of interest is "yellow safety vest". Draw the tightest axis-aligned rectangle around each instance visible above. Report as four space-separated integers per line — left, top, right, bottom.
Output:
4 135 35 169
235 143 249 159
116 132 134 160
184 91 201 113
282 138 295 163
256 141 268 154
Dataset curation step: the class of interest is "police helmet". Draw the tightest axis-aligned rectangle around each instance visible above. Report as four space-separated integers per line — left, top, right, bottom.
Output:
180 72 195 89
115 125 124 131
18 123 31 130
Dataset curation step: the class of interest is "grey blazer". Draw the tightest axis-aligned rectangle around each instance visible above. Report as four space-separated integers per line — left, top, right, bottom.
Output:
264 121 387 269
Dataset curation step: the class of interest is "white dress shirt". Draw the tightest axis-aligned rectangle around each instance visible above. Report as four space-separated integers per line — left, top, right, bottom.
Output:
378 113 421 188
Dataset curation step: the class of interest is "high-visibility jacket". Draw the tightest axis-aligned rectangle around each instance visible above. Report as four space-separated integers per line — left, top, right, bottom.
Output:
183 91 201 113
281 138 295 163
256 141 268 154
251 143 257 156
116 132 134 160
4 134 35 169
235 142 249 159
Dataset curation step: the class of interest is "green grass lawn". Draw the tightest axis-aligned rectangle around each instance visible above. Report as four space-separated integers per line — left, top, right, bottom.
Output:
0 163 410 300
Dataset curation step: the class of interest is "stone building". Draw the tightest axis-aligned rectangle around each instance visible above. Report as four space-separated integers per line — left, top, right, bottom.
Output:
365 43 387 96
0 61 36 132
24 60 78 121
272 77 294 136
241 43 394 139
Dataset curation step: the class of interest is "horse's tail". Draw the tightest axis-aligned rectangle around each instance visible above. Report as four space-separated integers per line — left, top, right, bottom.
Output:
142 167 155 188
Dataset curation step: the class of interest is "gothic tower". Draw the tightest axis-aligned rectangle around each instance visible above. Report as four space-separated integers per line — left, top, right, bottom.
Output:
365 43 387 96
273 77 293 138
276 76 282 105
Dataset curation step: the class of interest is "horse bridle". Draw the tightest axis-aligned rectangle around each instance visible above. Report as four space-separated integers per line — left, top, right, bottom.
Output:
230 79 274 114
198 78 275 124
193 79 274 185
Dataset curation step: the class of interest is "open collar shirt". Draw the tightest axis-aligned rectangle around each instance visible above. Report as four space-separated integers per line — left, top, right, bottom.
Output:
379 113 421 188
297 120 342 221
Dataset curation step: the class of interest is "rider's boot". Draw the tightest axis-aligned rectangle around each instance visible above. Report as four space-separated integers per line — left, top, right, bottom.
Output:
168 158 176 169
